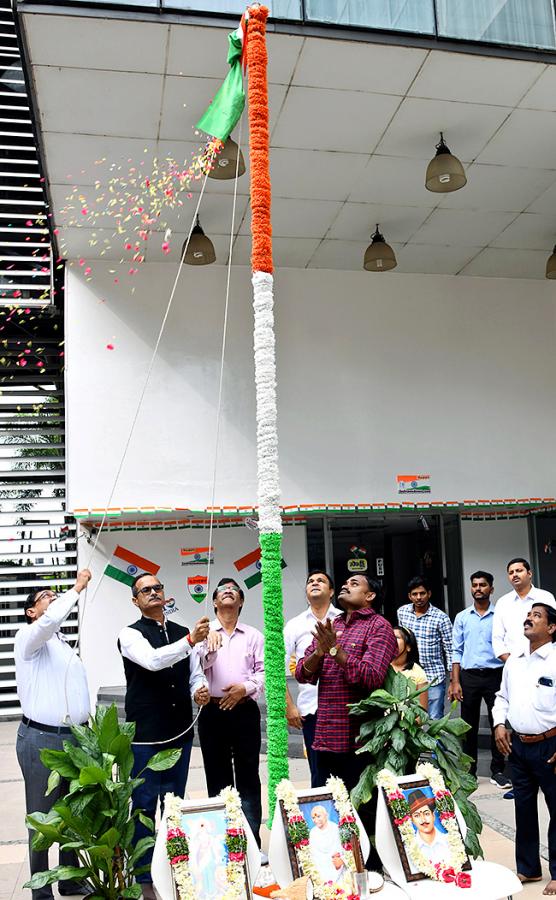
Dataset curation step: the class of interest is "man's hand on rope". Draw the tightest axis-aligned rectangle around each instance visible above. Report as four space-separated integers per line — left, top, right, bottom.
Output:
206 630 222 653
189 616 210 645
194 686 210 707
74 569 92 593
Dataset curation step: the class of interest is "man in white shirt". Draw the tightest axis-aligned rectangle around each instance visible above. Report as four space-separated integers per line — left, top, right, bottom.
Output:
283 570 341 787
492 557 556 661
493 602 556 896
15 569 92 900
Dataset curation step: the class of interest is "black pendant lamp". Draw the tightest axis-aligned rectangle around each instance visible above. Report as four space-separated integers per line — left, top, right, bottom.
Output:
208 137 246 180
364 225 397 272
183 216 216 266
425 133 467 193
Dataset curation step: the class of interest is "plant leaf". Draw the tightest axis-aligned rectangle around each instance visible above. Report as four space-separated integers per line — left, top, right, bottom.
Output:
121 886 143 899
45 769 61 797
444 717 471 737
79 766 110 787
97 827 120 849
130 836 155 865
137 812 154 832
23 865 85 890
39 749 79 780
145 748 181 771
98 705 120 753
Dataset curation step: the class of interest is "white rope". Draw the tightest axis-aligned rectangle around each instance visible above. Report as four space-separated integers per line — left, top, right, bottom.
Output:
62 158 216 723
204 115 244 610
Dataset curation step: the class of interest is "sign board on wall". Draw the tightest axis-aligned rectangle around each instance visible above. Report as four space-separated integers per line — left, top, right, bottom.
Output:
397 474 431 494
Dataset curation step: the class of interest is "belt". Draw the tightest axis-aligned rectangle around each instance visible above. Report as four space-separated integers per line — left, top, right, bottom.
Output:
209 696 250 706
516 725 556 744
21 716 85 735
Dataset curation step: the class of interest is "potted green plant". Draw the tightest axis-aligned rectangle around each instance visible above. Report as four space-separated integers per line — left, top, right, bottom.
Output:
350 668 483 858
24 704 181 899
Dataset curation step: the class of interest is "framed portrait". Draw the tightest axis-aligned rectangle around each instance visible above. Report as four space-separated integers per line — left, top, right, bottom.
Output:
279 792 364 886
382 778 472 883
173 801 251 900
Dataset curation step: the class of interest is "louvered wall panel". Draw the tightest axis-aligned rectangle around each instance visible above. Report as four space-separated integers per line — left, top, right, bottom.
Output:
0 0 52 306
0 322 75 718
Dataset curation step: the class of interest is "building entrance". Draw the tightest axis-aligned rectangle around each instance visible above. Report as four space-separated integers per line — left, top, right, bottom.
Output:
307 514 464 624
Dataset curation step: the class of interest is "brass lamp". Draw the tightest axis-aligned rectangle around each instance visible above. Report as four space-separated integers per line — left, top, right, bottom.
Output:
364 225 397 272
425 133 467 193
183 216 216 266
208 137 246 180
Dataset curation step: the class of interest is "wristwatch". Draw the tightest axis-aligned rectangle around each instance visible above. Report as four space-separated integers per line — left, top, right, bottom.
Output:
329 645 338 657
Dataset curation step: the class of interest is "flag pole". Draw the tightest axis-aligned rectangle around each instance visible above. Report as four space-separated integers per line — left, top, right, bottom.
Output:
246 4 289 819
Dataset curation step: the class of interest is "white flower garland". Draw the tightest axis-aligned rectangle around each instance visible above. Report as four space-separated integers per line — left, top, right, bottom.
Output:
377 764 471 889
165 787 248 900
275 777 361 900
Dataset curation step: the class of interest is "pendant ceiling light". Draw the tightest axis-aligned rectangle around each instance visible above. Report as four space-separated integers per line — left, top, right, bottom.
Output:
208 137 246 180
183 216 216 266
425 132 467 193
364 225 397 272
546 244 556 279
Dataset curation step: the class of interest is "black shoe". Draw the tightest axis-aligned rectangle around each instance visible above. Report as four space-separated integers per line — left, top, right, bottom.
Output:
490 772 512 789
58 887 92 897
503 789 515 800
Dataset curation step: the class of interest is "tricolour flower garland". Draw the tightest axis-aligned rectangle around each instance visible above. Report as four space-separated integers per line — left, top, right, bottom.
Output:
165 787 249 900
275 777 362 900
377 763 471 889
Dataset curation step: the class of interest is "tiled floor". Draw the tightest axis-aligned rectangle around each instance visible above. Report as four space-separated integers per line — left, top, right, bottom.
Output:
0 719 551 898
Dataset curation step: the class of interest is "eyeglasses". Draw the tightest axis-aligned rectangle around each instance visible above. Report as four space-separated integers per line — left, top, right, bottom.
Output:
216 584 240 594
34 590 57 604
136 583 164 596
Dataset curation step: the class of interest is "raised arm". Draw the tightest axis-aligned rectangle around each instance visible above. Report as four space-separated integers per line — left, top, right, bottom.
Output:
18 570 91 660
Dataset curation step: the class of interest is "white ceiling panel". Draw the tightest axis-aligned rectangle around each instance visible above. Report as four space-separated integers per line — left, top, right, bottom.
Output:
232 235 320 268
328 202 432 242
351 155 433 205
490 212 556 250
375 97 510 162
58 226 125 260
32 67 163 138
519 66 556 110
437 164 556 213
271 86 401 153
307 238 377 270
265 33 305 86
527 179 556 215
459 247 549 278
43 134 159 187
409 52 542 107
239 197 342 238
293 38 427 94
409 208 517 246
25 15 169 74
166 24 232 79
269 148 368 201
393 243 481 275
477 109 556 168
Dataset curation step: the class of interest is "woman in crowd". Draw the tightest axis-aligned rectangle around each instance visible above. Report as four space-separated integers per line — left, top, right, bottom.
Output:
391 625 428 711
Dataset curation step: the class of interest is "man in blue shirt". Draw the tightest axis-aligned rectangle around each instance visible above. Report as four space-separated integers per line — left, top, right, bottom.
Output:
449 570 508 787
397 576 452 719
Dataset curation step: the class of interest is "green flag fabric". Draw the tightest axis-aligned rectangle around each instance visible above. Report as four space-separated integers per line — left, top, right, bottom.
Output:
196 30 245 142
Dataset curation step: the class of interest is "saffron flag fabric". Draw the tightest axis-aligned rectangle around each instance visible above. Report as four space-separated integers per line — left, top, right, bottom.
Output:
234 546 287 590
105 546 160 587
195 27 245 142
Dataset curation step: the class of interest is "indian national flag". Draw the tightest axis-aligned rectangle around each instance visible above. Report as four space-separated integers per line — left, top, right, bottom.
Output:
234 546 287 590
105 545 160 587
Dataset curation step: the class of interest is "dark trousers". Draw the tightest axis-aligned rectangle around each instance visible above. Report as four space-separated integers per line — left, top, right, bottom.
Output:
131 736 193 883
198 699 262 846
316 749 381 871
510 732 556 879
302 713 326 788
16 722 83 900
460 667 505 776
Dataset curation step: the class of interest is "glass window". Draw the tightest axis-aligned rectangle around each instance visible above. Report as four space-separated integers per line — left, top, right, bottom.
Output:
163 0 301 16
305 0 435 35
436 0 556 50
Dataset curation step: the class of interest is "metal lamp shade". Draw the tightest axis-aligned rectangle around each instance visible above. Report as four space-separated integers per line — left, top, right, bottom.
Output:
425 136 467 193
183 222 216 266
546 245 556 279
364 229 397 272
209 137 246 180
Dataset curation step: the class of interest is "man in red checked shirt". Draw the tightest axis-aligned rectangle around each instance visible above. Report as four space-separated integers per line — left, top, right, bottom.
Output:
295 573 397 790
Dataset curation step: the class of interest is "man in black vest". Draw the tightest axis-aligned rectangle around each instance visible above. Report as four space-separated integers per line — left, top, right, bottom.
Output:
118 571 210 900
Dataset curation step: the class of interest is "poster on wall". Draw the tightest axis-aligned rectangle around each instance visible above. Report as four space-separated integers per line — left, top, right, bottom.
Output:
188 575 208 603
180 546 214 566
397 474 431 494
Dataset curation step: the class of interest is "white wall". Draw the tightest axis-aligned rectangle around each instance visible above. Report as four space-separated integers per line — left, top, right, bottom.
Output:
460 517 530 606
66 262 556 511
80 523 308 703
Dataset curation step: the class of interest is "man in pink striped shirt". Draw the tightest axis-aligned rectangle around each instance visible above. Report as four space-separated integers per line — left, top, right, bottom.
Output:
196 577 265 847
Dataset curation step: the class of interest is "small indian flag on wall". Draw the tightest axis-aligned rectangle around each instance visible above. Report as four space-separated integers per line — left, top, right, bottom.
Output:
188 575 208 603
180 546 214 566
234 546 287 590
397 474 431 494
105 545 161 587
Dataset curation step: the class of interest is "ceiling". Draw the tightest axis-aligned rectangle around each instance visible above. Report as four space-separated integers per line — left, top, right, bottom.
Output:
19 10 556 278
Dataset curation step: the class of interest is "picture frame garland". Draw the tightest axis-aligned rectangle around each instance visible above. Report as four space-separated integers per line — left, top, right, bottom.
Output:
165 786 249 900
275 776 362 900
377 763 472 889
